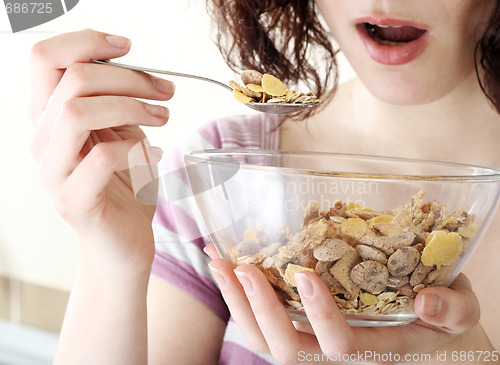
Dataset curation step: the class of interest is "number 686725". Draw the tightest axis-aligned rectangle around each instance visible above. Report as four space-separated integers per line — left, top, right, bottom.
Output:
5 2 53 14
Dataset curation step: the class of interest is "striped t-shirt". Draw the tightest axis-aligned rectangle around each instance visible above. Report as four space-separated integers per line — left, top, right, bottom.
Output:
151 113 281 364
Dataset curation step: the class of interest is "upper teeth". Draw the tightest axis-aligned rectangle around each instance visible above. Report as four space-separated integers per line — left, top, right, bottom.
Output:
377 25 403 28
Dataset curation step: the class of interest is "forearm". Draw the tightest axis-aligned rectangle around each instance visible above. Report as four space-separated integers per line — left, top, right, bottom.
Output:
54 254 151 365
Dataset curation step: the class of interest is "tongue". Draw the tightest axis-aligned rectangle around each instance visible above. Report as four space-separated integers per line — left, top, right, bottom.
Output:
375 25 426 43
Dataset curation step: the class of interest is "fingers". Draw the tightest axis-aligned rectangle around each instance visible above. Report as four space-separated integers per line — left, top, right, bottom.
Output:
52 62 175 104
234 265 305 357
30 29 132 122
208 263 481 362
38 96 168 190
31 60 174 158
208 260 270 354
295 272 357 355
415 274 480 334
32 61 174 150
230 265 328 363
56 139 162 223
30 29 176 170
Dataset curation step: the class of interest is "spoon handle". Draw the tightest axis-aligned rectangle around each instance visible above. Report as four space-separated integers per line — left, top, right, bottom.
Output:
92 60 233 92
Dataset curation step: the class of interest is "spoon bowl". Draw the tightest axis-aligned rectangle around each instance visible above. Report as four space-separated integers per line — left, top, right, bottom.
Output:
244 102 319 114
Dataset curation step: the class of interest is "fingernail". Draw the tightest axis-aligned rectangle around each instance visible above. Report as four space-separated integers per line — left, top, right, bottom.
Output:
105 35 131 48
209 263 227 291
421 294 444 316
152 77 175 95
295 273 315 300
234 269 254 295
147 146 163 161
144 103 169 119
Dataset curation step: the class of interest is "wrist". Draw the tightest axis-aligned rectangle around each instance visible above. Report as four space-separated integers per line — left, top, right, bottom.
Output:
77 236 155 280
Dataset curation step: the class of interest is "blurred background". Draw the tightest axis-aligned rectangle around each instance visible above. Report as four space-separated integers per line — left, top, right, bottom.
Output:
0 0 354 363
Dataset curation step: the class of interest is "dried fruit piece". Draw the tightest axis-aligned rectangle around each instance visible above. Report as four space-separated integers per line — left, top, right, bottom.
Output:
241 70 263 86
356 244 388 264
313 238 356 262
409 261 434 286
235 240 261 257
421 230 463 267
387 247 420 276
350 260 389 295
359 230 415 255
282 264 315 287
262 74 287 97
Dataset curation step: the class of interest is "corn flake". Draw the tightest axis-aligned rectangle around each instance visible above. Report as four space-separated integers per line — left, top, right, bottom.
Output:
231 70 319 105
341 218 368 239
421 230 463 267
457 223 478 238
243 228 258 242
282 264 315 287
262 74 287 97
233 89 253 103
246 84 265 93
367 214 394 227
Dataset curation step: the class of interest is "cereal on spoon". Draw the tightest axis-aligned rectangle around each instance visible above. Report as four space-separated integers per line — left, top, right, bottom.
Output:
230 70 319 104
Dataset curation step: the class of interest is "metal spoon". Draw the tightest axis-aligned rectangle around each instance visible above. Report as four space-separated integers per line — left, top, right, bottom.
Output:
92 60 319 115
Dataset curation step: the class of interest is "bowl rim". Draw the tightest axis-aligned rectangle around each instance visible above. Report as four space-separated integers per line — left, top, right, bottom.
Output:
184 149 500 182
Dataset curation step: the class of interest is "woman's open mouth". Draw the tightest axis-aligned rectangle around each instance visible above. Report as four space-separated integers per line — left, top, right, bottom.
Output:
365 23 427 45
356 19 429 65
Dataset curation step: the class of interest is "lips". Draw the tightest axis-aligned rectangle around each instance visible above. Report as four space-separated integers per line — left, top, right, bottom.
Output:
356 18 430 65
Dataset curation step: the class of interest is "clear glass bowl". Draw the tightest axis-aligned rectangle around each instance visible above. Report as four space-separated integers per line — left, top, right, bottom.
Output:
184 150 500 326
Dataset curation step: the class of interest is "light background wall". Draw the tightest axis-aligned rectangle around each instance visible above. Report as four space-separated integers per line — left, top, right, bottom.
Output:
0 0 355 292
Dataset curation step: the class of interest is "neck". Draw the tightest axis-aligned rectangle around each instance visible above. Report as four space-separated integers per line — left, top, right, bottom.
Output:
315 73 500 168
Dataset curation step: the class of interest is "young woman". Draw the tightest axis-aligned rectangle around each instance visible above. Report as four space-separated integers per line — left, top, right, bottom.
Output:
29 0 499 364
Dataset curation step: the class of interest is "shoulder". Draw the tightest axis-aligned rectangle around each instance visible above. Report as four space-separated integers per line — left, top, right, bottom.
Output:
215 113 281 150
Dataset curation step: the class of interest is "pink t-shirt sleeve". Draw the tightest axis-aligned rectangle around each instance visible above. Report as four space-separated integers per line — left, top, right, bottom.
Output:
151 114 280 323
151 120 230 322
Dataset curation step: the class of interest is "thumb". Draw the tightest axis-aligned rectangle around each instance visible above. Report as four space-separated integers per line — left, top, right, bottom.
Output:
415 274 480 334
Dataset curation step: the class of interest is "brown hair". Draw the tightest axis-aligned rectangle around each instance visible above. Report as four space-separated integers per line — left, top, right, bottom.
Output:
208 0 500 117
207 0 337 119
477 0 500 114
